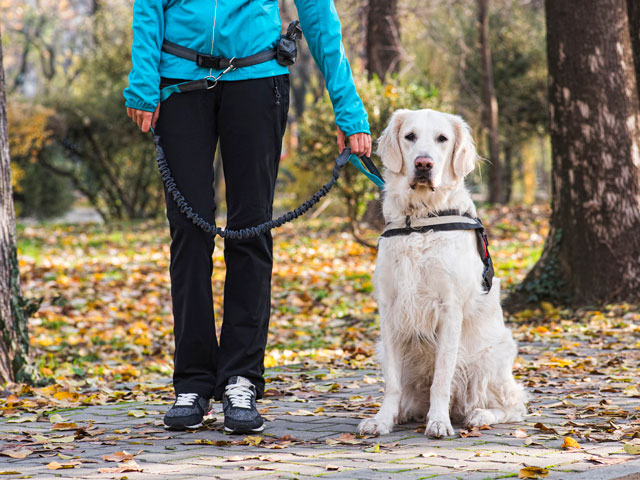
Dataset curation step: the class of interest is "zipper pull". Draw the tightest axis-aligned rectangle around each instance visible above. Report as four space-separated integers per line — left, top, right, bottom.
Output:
274 82 281 106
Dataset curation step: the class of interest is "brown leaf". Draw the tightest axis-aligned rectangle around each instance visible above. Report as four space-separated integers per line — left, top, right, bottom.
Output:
98 460 143 473
534 423 558 434
47 461 80 470
459 428 482 438
1 448 34 459
102 451 134 462
52 422 78 431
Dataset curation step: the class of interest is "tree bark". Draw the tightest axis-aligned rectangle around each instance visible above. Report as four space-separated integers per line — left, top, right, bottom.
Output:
517 0 640 305
366 0 402 79
477 0 502 204
0 28 36 384
627 0 640 98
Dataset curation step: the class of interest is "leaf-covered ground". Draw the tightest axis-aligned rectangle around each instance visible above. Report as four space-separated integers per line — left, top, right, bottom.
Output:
2 205 639 477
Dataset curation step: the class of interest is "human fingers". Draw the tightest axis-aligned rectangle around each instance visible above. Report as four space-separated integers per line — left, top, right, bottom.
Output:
126 107 132 119
151 104 161 129
141 112 152 133
365 134 372 157
349 134 363 156
337 127 346 152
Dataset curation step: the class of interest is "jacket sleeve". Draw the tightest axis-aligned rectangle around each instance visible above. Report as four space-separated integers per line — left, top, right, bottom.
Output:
293 0 370 137
123 0 165 112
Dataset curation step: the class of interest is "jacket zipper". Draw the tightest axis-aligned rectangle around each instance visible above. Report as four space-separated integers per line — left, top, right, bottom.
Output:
209 0 218 75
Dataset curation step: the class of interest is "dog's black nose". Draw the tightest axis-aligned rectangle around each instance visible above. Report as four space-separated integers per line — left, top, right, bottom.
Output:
415 156 434 171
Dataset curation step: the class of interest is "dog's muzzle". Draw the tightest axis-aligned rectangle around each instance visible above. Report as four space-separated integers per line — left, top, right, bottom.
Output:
410 156 435 190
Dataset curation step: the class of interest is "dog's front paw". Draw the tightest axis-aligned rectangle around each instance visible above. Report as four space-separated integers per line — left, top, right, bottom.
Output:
425 418 454 438
465 408 498 428
358 416 393 435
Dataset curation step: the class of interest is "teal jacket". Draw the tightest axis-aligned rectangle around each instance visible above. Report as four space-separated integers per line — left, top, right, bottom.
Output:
123 0 370 136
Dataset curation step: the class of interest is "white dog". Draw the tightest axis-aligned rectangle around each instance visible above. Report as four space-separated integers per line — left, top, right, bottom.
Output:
358 109 526 438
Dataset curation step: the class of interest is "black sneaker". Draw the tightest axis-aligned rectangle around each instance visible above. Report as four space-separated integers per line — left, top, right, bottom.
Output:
222 376 264 434
163 393 211 430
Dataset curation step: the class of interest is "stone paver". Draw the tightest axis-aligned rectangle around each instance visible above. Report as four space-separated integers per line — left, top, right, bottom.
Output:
1 346 640 479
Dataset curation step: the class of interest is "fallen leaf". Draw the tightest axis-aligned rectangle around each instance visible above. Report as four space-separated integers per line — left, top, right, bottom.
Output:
7 414 37 423
562 437 581 450
102 451 134 462
534 423 558 434
514 429 528 438
242 435 263 446
52 422 78 430
98 460 143 473
286 409 314 416
326 465 345 471
519 466 549 478
624 443 640 454
47 461 79 470
0 448 33 459
127 410 145 418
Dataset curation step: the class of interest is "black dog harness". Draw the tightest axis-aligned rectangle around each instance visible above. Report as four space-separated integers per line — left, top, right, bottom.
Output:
380 210 495 293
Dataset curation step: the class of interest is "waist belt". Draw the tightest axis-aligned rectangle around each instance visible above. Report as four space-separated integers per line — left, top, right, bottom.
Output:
380 210 495 293
162 40 277 70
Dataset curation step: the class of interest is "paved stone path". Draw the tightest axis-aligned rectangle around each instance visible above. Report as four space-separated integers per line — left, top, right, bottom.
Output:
1 344 640 479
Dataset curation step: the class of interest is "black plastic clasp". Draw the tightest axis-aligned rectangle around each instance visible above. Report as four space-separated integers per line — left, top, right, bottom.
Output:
196 53 230 70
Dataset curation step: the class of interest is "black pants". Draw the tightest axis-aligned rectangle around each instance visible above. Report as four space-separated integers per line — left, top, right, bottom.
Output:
156 75 289 401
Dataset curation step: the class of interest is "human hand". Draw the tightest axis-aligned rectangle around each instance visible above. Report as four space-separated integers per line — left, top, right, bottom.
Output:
337 128 372 157
126 103 160 132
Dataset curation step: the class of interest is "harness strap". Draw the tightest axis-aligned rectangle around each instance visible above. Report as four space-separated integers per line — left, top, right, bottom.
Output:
380 211 494 293
162 40 277 70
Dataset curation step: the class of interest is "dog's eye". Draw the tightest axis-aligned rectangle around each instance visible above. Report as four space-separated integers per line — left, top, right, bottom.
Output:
404 132 416 142
437 134 448 143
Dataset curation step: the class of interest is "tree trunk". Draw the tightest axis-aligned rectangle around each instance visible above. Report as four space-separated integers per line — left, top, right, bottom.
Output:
516 0 640 305
503 143 513 204
627 0 640 97
0 28 36 384
477 0 502 204
366 0 402 79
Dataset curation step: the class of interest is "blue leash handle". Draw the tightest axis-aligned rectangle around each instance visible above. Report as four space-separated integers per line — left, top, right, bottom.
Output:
348 154 385 190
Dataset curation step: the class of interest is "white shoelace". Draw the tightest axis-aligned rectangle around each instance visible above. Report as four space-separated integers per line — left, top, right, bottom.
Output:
175 393 199 407
225 383 253 409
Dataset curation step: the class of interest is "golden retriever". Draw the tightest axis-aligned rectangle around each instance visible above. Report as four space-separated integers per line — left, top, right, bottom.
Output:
358 109 527 438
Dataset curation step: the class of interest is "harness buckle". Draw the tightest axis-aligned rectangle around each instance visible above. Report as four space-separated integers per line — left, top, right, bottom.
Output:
196 53 231 70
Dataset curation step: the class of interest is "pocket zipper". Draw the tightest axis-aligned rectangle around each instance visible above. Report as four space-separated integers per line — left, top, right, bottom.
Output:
273 79 281 106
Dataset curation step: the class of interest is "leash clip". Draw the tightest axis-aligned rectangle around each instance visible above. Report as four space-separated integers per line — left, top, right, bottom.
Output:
204 58 237 90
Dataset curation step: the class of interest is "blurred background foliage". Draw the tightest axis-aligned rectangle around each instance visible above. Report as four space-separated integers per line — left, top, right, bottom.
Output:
1 0 549 228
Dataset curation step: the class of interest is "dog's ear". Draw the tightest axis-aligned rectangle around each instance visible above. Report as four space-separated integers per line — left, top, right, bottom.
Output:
377 110 408 174
450 115 477 179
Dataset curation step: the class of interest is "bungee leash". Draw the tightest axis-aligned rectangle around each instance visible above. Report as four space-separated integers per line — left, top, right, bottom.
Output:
152 130 359 239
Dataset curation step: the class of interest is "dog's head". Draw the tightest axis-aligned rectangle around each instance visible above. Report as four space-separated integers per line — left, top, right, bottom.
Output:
377 109 477 191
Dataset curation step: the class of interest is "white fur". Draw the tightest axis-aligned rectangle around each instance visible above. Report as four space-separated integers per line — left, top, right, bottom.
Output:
358 109 527 438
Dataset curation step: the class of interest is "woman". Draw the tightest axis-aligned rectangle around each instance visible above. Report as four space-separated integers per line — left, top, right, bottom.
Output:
124 0 371 434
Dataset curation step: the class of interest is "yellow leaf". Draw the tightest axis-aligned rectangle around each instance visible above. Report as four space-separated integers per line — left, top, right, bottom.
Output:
562 437 581 450
47 461 79 470
519 466 549 478
7 414 37 423
624 443 640 455
243 436 263 446
127 410 145 418
53 391 79 402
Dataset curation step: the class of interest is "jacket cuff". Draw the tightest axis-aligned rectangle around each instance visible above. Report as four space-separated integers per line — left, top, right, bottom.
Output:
341 118 371 137
125 99 156 113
